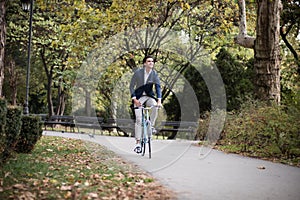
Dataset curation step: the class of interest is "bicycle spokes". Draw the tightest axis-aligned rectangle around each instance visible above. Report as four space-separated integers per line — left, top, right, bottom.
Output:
138 106 154 159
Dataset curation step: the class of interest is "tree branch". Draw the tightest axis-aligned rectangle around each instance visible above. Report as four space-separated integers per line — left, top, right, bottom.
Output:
234 0 255 49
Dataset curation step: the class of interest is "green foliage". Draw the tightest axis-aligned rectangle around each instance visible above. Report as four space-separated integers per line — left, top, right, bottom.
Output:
0 98 7 160
215 48 254 111
4 0 298 118
96 61 128 117
164 48 255 121
15 115 43 154
281 48 300 108
219 100 300 166
1 106 22 161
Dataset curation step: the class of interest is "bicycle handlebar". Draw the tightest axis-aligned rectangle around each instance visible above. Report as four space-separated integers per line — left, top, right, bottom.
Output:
134 105 161 110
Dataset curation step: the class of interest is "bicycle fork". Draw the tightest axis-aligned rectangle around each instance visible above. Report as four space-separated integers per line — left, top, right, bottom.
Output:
141 109 152 158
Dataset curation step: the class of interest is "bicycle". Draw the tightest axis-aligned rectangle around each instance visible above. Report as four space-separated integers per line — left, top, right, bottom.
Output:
135 105 158 159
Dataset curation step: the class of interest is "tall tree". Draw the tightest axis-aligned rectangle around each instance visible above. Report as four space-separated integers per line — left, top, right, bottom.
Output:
0 0 5 97
255 0 282 103
235 0 282 104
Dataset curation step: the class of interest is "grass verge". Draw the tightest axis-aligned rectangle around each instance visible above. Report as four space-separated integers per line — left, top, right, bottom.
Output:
0 136 174 199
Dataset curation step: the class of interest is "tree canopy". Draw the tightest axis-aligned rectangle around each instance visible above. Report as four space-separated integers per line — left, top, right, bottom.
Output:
1 0 299 118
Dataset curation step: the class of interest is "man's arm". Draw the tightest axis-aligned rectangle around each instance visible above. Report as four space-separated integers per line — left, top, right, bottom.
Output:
129 72 137 99
129 71 143 107
154 71 162 106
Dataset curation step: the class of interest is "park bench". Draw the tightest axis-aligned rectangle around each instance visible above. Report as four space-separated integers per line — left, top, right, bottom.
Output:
157 121 198 139
101 118 134 137
44 115 75 132
74 116 103 134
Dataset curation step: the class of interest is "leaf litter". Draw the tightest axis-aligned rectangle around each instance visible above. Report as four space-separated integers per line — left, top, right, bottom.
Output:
0 136 175 199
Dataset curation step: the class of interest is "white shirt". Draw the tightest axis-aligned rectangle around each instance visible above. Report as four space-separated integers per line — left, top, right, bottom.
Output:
143 68 152 95
144 68 152 84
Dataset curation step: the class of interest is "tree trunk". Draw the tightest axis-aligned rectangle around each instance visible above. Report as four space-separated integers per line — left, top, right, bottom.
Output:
41 47 55 116
7 57 17 105
55 78 66 116
56 92 65 116
46 74 54 116
254 0 282 104
0 0 5 97
85 89 91 116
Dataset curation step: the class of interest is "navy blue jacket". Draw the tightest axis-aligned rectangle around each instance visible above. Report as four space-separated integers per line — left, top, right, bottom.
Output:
129 68 162 100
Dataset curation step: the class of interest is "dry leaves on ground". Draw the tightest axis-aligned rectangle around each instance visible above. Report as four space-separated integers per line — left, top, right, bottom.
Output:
0 136 175 200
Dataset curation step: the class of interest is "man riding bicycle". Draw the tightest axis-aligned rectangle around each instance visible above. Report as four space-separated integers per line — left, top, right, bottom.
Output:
129 55 162 153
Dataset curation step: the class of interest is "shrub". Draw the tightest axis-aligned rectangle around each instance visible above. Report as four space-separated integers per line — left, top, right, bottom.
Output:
0 98 7 160
15 115 43 153
215 48 254 111
2 106 23 160
219 100 300 165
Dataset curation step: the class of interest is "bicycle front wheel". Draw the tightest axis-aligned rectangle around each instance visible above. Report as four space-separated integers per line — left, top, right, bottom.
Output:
148 137 151 159
141 139 146 156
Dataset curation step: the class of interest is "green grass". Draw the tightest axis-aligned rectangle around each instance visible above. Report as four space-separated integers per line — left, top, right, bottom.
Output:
0 136 173 199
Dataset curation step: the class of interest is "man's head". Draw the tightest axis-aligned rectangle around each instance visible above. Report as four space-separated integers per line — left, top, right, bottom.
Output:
143 55 155 70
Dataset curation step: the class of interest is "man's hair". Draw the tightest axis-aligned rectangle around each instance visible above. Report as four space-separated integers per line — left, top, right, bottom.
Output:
143 55 155 64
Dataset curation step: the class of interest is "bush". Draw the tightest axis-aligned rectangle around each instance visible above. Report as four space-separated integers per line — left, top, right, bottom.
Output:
15 115 43 153
0 98 7 159
219 100 300 166
215 48 254 111
1 106 23 160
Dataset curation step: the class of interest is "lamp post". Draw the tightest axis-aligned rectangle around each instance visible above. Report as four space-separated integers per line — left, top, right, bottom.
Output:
21 0 33 115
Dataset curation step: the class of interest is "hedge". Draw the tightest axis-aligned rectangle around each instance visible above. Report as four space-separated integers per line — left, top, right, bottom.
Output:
2 106 23 160
0 98 7 158
15 115 43 154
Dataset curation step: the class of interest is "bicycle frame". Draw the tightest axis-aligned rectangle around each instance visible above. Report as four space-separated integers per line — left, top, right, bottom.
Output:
133 106 155 158
134 105 159 158
141 106 152 158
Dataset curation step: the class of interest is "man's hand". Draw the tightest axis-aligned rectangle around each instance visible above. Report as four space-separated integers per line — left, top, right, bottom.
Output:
133 98 142 107
157 99 162 107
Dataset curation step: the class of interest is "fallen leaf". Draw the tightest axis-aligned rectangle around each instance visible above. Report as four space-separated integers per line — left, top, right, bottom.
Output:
19 191 36 200
46 149 53 152
64 191 72 198
32 180 39 186
90 174 100 179
39 190 48 195
5 172 11 178
87 192 98 198
257 165 266 170
13 183 26 190
50 179 58 184
74 182 81 187
84 181 90 186
60 185 72 191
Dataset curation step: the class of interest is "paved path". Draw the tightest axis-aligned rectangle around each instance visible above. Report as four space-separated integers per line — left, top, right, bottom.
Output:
43 131 300 200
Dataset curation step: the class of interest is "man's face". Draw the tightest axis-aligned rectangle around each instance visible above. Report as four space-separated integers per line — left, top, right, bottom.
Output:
144 58 154 69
